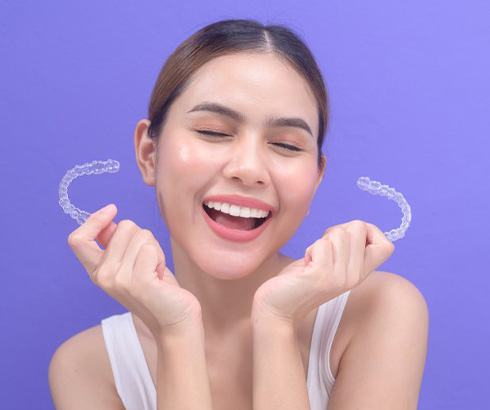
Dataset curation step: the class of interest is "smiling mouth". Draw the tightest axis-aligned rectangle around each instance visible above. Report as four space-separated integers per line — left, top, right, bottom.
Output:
202 203 270 230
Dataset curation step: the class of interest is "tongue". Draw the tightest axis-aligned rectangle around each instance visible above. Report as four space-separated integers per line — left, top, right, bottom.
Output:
208 208 256 230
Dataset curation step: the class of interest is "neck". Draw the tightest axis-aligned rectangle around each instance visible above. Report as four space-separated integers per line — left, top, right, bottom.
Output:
170 237 293 337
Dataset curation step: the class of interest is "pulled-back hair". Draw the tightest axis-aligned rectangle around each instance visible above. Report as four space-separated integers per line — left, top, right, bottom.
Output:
147 18 329 169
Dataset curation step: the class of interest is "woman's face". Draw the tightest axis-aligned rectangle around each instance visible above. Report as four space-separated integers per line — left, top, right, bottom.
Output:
151 52 324 279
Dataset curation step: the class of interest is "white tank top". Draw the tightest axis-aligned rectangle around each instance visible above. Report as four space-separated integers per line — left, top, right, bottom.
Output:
101 290 351 410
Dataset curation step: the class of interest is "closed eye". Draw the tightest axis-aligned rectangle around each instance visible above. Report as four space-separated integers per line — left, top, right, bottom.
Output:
196 130 302 152
196 130 230 137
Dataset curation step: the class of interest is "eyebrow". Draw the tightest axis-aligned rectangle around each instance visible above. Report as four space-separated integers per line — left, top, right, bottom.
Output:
187 101 313 137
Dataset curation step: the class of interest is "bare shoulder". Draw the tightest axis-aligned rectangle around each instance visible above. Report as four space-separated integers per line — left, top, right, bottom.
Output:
340 270 428 342
345 270 429 350
356 270 428 309
48 324 124 409
328 271 429 409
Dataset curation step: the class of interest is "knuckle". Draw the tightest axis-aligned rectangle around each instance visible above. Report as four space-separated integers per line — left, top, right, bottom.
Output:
346 220 366 233
319 235 329 244
94 266 113 286
329 227 346 239
351 219 367 229
139 229 155 241
351 219 365 225
119 219 137 230
67 232 82 247
89 266 101 283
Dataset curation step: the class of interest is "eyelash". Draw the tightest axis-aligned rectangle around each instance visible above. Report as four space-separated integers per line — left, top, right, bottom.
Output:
196 130 302 152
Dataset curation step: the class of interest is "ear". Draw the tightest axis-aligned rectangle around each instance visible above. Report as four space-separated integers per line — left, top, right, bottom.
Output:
314 153 327 193
134 119 157 186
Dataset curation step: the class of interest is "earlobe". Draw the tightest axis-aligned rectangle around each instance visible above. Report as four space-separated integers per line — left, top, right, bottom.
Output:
320 154 327 175
134 119 157 186
315 154 327 191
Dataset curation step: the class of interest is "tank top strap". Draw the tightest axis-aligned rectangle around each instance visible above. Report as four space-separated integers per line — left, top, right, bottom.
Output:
101 312 157 410
307 290 351 409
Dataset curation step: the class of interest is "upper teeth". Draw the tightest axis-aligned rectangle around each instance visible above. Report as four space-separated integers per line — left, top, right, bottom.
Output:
204 201 270 218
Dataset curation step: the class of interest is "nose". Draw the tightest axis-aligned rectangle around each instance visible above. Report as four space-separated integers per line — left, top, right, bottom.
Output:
222 134 270 187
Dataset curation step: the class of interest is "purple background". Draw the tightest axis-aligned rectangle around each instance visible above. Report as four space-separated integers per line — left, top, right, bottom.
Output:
1 1 489 409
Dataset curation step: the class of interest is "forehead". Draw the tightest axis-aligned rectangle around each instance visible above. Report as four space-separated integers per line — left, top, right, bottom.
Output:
175 52 318 135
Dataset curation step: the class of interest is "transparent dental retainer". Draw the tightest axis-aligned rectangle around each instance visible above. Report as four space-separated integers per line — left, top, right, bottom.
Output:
58 159 120 226
58 159 411 242
356 176 412 242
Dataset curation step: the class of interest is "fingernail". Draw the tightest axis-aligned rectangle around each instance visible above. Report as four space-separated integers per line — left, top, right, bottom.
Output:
100 203 115 214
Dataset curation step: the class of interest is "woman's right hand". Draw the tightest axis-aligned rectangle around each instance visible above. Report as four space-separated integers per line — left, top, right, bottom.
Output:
67 203 202 338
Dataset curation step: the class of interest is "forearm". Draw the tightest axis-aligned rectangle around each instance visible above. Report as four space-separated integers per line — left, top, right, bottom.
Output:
155 316 213 410
252 312 310 410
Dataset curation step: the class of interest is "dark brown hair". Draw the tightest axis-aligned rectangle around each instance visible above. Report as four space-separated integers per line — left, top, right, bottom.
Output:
147 18 329 170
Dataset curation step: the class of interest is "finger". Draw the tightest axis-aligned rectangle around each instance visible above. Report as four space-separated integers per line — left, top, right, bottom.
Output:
307 237 334 269
323 221 350 236
67 204 118 275
328 228 349 277
118 229 164 284
363 222 395 273
101 219 140 274
345 221 368 281
133 243 162 287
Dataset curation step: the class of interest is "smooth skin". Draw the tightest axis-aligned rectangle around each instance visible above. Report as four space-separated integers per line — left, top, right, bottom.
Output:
49 52 429 409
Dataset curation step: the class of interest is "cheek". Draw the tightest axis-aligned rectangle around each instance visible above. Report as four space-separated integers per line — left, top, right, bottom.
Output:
269 164 319 249
275 163 318 211
159 137 215 180
156 138 218 213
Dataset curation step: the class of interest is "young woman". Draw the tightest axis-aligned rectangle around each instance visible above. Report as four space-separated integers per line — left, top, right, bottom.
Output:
49 19 429 410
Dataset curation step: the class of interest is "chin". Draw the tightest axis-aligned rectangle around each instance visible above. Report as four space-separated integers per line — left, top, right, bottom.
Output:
191 246 272 281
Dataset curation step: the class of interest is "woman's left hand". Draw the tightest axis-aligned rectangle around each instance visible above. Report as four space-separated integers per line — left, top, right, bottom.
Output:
252 220 395 324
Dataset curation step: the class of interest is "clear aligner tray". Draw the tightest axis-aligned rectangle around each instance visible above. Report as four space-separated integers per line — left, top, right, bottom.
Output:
58 159 120 226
